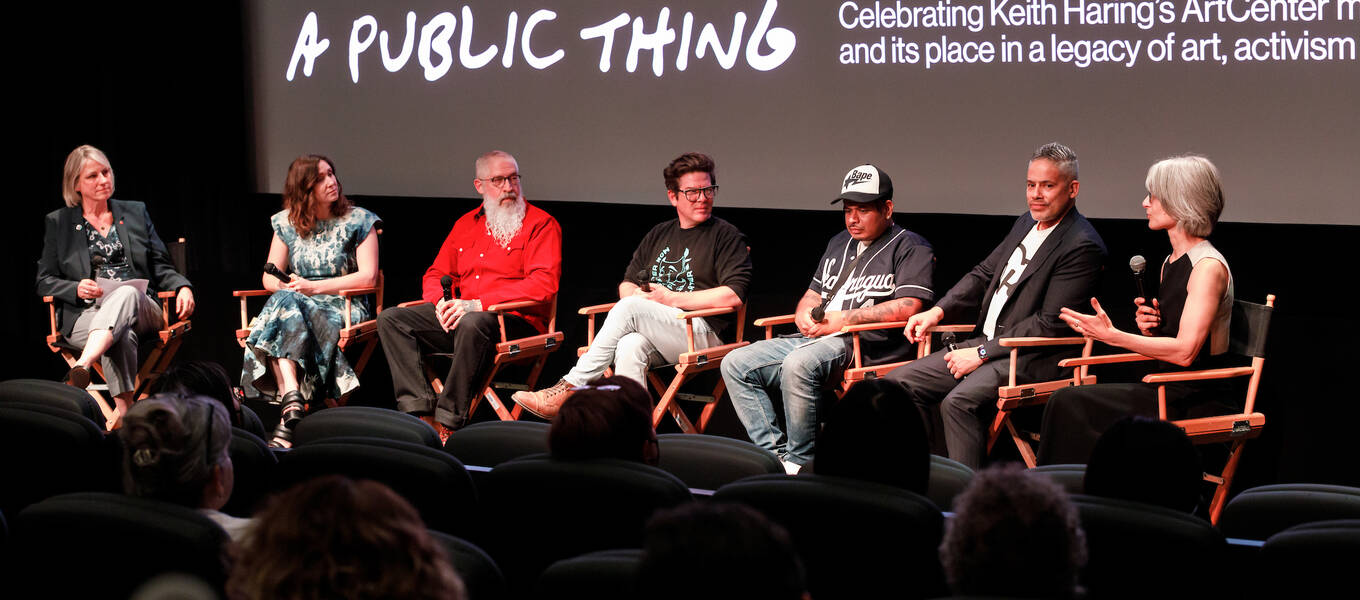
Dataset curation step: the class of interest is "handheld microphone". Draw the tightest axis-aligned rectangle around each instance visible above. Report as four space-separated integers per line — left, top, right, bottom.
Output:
1129 255 1147 300
90 255 106 280
263 263 290 284
440 275 454 302
942 331 958 352
810 303 827 323
635 269 652 292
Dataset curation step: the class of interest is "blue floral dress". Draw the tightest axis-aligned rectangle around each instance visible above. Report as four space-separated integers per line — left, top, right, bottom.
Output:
241 207 380 401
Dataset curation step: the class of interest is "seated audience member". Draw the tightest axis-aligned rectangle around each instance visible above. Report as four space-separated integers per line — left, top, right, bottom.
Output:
121 393 251 542
148 360 260 438
228 476 464 600
811 379 929 494
1083 416 1204 514
940 464 1087 599
548 376 659 466
639 501 810 600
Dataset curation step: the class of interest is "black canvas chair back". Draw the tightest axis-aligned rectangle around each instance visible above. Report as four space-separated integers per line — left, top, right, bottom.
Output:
222 427 276 517
0 403 117 517
0 378 104 423
1071 493 1226 598
1218 483 1360 541
292 405 441 449
1260 519 1360 597
537 549 643 600
713 473 947 600
1229 297 1273 359
480 456 691 589
8 492 228 598
655 433 783 491
273 436 477 535
926 454 974 511
1031 463 1088 496
427 530 508 600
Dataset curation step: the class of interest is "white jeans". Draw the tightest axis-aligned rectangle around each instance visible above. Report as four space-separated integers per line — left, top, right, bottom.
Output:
564 296 721 388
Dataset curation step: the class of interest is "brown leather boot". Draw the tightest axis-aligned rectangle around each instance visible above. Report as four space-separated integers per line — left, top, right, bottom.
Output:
511 379 573 419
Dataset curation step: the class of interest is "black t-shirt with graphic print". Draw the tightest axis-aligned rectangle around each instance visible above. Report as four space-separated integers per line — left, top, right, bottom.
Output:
810 223 935 365
624 217 753 338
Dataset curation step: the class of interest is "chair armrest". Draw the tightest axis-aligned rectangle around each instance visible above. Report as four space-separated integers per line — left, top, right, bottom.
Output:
232 289 272 298
1143 366 1256 384
338 286 378 298
753 314 796 327
924 324 977 334
486 299 550 313
998 336 1087 347
676 306 737 320
1058 352 1154 368
579 302 617 315
841 320 909 334
157 290 176 299
397 300 429 308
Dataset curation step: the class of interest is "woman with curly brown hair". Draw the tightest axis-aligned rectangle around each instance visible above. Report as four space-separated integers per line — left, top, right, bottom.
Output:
239 155 380 447
228 476 464 600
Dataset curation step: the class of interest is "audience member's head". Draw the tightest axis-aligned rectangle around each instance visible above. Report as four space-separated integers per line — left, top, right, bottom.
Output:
227 476 464 600
149 360 244 428
941 464 1087 598
1084 416 1204 513
549 376 658 465
121 393 233 510
639 501 809 600
812 379 929 493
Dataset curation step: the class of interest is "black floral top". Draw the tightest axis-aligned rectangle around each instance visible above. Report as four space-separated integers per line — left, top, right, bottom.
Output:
84 220 135 281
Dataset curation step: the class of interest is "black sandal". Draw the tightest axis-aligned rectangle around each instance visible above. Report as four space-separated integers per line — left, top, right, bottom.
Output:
63 365 91 389
268 421 294 449
279 390 306 429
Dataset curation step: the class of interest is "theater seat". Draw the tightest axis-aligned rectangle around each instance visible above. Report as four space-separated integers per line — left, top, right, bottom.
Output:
1218 483 1360 541
1070 493 1226 598
654 433 783 491
537 549 642 600
291 406 441 449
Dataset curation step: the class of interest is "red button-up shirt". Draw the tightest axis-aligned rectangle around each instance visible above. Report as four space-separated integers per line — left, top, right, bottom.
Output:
421 202 562 333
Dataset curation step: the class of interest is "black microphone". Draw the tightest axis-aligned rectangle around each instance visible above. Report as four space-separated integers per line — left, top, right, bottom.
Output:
635 269 652 292
89 255 106 280
942 331 958 352
263 263 290 284
810 303 827 323
440 275 454 302
1129 255 1147 300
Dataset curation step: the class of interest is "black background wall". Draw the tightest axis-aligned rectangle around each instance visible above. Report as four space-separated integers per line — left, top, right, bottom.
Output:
11 3 1357 489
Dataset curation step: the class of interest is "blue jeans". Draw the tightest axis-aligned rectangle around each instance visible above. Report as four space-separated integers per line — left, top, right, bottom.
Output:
721 335 848 466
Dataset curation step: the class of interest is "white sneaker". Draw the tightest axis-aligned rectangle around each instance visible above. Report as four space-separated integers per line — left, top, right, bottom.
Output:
782 460 802 475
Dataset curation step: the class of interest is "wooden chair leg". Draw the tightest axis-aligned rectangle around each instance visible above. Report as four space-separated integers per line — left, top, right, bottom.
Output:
695 378 728 434
1006 418 1038 468
652 371 698 434
986 410 1007 452
1208 440 1247 525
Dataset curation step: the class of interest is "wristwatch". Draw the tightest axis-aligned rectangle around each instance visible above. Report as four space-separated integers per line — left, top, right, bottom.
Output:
976 345 989 361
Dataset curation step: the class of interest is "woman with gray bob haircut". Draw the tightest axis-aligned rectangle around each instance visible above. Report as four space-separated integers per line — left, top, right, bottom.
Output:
121 393 251 541
1038 154 1235 464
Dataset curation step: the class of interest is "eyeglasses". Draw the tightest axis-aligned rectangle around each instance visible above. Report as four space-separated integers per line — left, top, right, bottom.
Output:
480 174 521 188
676 185 718 202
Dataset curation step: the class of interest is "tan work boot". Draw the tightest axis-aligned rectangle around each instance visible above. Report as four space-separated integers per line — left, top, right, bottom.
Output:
512 379 573 419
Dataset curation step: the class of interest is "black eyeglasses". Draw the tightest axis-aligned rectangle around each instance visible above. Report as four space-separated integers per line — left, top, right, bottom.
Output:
480 174 522 188
676 185 718 202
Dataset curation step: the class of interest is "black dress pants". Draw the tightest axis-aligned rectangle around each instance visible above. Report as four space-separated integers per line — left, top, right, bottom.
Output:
377 303 537 429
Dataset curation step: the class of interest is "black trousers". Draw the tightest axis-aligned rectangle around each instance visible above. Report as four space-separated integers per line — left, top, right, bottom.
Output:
376 303 537 429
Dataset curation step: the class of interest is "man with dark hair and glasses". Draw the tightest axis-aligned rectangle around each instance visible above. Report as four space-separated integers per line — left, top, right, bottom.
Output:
514 152 752 418
723 164 935 474
377 150 562 443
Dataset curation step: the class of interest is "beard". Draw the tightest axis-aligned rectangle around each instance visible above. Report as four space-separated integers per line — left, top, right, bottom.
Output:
484 194 527 248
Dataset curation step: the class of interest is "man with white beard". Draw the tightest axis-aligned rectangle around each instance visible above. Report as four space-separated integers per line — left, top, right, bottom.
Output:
377 150 562 442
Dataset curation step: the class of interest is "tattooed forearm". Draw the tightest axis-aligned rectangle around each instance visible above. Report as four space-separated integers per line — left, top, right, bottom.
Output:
844 297 924 325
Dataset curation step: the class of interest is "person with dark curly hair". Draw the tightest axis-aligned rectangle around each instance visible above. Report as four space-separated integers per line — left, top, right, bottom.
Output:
940 464 1087 598
121 393 250 541
548 376 659 466
227 476 464 600
639 501 809 600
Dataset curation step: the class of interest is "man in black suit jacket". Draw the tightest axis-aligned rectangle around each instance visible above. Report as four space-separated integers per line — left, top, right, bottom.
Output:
886 142 1107 468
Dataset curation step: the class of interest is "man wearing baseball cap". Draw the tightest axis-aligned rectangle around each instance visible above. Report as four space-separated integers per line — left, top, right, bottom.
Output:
723 164 935 474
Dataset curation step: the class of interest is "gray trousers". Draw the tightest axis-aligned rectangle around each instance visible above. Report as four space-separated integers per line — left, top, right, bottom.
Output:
67 286 165 397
